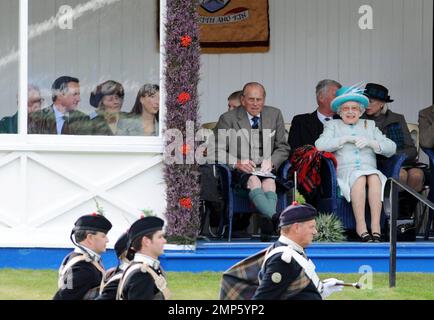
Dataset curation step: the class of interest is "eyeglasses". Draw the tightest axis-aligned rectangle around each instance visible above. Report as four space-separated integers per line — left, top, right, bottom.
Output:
340 105 361 113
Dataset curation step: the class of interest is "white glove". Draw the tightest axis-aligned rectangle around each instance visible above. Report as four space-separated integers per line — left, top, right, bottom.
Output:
355 137 381 153
355 137 369 149
321 278 344 299
339 136 356 147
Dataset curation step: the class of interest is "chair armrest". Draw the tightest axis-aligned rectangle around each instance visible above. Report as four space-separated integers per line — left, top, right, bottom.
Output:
422 148 434 192
316 157 338 213
276 160 294 191
277 160 291 180
378 153 407 179
215 164 233 191
320 157 338 200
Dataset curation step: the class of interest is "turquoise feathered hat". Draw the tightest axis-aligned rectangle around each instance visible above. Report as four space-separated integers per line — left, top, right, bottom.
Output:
331 83 369 112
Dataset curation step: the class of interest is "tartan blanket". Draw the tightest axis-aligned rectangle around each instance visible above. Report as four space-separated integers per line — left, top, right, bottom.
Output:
220 246 272 300
289 145 337 198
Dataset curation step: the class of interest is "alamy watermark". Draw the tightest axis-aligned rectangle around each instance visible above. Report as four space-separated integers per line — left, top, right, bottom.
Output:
164 121 274 166
359 5 374 30
358 265 374 290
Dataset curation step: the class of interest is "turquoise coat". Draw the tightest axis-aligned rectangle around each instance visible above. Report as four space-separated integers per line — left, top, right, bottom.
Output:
315 119 396 202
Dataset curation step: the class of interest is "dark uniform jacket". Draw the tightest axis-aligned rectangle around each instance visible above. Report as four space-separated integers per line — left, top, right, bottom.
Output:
29 105 91 135
53 250 105 300
96 264 129 300
118 254 168 300
252 237 322 300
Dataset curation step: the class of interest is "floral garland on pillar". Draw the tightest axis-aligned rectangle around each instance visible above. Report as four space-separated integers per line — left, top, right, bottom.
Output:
164 0 201 244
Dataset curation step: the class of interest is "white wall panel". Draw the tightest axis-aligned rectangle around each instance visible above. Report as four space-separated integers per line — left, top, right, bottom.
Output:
0 151 165 248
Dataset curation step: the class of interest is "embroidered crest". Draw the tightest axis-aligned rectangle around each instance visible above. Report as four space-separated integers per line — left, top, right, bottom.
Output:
199 0 231 13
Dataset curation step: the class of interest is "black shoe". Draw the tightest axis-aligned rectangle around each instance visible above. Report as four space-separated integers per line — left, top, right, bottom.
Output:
371 232 382 243
260 217 274 242
358 232 373 242
271 213 280 230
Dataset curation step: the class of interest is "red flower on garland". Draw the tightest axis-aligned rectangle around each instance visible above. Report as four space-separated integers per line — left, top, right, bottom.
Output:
180 144 191 156
181 35 192 48
179 197 192 209
177 92 191 105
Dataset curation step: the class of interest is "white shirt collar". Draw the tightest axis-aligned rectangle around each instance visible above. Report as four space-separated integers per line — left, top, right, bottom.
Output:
316 110 333 124
53 104 67 119
133 253 160 269
247 112 261 121
278 235 305 254
74 246 101 262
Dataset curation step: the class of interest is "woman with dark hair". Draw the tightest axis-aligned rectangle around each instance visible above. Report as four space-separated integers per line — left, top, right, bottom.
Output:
129 84 160 136
89 80 131 136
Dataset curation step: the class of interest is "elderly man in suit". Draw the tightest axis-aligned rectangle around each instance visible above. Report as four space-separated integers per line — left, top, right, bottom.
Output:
288 79 342 150
209 82 290 240
29 76 90 135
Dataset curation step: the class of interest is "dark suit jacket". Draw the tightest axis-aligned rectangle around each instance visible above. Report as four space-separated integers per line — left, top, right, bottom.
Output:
288 111 325 150
29 105 91 135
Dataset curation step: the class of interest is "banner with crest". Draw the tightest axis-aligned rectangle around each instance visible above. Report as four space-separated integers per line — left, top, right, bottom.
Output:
198 0 270 53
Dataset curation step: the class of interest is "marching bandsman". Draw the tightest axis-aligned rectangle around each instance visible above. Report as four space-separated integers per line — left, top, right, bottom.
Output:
96 232 130 300
252 202 344 300
116 216 170 300
53 213 112 300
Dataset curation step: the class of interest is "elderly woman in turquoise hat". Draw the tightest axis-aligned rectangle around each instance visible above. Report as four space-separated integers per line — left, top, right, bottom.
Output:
315 85 396 242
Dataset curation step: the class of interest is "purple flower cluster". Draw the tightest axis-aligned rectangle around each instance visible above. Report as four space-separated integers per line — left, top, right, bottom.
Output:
164 0 202 244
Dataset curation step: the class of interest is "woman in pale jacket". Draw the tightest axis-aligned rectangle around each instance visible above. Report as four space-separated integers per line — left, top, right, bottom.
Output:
315 86 396 242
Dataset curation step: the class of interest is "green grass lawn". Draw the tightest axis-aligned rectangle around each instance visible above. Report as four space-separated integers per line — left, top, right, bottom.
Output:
0 269 433 300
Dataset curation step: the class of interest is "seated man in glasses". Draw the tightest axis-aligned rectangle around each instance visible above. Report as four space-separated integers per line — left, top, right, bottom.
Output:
0 84 44 134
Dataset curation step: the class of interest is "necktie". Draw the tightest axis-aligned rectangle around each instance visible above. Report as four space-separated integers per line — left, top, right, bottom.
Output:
251 116 260 129
325 117 331 122
61 115 70 135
